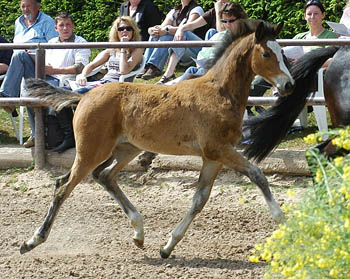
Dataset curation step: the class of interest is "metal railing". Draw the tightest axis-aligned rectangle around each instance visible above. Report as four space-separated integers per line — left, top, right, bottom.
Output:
0 38 349 168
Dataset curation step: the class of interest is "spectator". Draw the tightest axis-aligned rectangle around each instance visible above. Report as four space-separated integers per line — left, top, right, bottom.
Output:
0 0 58 114
23 11 91 150
0 36 13 75
340 0 350 29
119 0 162 41
140 0 206 80
248 0 337 117
160 1 247 84
73 16 143 94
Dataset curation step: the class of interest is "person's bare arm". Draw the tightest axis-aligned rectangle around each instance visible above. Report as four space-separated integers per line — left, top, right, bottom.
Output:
0 63 9 74
119 47 144 74
76 50 110 86
174 16 207 41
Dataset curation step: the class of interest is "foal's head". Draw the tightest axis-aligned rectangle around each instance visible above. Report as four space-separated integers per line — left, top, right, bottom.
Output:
251 21 294 96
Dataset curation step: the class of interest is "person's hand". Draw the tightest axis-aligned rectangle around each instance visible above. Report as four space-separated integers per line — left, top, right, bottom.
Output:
120 36 129 42
76 73 87 86
174 27 184 41
149 25 161 38
214 0 225 12
45 64 55 75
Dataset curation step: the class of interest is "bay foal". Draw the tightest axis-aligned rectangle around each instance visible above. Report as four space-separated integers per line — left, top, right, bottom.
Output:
22 20 294 258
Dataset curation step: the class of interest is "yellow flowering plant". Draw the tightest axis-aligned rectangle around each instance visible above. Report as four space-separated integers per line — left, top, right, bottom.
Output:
250 126 350 278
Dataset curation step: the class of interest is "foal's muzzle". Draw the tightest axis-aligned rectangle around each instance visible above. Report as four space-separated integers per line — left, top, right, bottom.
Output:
275 76 295 96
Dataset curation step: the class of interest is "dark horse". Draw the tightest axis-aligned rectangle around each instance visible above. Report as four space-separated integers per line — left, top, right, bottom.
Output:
21 20 294 258
243 45 350 162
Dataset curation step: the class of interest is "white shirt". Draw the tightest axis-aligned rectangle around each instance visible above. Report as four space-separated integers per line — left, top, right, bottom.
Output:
166 6 204 26
46 34 91 86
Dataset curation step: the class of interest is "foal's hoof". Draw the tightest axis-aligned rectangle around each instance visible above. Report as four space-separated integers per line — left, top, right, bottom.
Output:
273 212 286 224
160 248 170 259
133 238 144 249
19 242 32 254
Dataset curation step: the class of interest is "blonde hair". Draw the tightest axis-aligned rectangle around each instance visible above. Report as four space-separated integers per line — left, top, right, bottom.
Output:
109 16 141 42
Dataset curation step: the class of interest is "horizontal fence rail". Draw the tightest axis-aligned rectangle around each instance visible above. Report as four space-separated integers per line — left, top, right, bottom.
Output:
0 38 349 168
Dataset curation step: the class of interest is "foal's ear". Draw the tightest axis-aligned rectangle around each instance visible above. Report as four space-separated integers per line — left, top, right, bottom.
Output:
274 22 284 36
255 21 265 43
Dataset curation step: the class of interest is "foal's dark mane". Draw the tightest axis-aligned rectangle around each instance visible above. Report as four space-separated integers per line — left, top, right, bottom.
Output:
206 19 277 69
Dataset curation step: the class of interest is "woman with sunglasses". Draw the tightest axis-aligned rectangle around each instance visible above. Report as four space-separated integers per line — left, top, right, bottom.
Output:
75 16 143 93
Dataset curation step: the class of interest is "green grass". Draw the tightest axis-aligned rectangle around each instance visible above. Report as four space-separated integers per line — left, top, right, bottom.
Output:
0 65 326 150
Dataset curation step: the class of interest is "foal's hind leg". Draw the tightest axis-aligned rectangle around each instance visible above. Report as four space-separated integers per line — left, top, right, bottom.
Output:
160 159 222 258
92 143 145 248
219 147 284 223
20 165 91 254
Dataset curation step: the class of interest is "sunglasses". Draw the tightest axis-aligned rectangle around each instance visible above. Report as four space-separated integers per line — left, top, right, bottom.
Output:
118 26 133 32
220 18 237 24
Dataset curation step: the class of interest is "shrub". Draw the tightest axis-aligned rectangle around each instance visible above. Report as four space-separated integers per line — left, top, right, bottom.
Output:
0 0 347 42
250 126 350 278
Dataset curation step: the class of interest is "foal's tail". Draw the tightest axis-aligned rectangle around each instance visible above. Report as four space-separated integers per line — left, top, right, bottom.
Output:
25 78 83 112
243 46 339 162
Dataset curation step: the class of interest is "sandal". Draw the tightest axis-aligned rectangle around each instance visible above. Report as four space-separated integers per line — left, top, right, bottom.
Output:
156 74 176 85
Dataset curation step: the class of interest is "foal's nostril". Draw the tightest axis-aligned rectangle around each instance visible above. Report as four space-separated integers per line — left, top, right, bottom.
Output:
285 81 294 92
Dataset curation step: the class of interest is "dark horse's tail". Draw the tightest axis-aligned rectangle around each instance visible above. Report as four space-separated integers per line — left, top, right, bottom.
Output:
243 46 339 162
25 78 83 111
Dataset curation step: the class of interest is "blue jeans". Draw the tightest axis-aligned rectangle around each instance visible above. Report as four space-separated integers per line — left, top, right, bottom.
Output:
169 31 202 63
205 28 217 40
178 66 207 82
0 50 35 97
143 34 175 71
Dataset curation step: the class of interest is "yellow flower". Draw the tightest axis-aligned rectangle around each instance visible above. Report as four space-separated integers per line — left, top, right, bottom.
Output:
249 255 259 263
272 229 285 239
315 169 323 183
317 258 329 268
343 139 350 150
287 189 296 197
304 133 318 144
334 156 344 167
345 218 350 230
329 268 339 277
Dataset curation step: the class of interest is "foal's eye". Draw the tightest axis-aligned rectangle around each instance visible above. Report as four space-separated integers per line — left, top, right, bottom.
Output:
263 51 271 58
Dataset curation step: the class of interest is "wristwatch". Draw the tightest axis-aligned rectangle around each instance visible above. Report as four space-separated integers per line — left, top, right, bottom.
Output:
165 26 169 35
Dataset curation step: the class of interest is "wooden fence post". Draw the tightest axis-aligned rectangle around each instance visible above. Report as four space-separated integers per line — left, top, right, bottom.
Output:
34 48 46 169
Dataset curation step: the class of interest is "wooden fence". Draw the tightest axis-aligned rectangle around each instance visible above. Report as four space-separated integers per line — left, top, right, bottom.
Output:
0 39 349 169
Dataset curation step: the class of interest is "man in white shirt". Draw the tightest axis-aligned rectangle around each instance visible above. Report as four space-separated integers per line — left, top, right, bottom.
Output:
23 11 91 148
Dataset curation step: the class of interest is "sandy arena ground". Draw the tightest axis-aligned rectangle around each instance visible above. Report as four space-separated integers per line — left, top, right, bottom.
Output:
0 167 311 278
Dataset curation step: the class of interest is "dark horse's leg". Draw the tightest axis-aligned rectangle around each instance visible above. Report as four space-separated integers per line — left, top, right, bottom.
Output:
160 159 222 258
219 145 284 223
92 142 145 248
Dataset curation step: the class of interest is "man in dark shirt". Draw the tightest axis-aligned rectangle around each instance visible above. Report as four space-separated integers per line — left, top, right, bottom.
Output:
119 0 162 41
0 36 13 75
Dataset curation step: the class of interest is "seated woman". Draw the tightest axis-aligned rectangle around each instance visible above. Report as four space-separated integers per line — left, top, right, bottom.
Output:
166 2 248 85
140 0 206 81
75 16 143 94
248 0 337 117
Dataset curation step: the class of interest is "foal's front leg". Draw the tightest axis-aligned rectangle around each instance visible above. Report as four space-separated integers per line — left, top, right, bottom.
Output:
160 159 222 258
221 147 284 223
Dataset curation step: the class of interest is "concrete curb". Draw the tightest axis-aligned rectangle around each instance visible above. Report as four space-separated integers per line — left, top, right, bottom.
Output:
0 145 310 176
